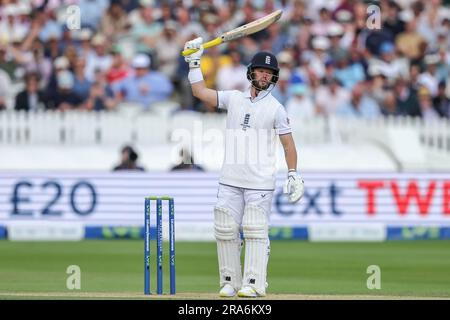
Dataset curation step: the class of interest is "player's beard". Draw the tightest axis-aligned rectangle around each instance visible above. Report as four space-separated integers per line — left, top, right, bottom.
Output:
250 76 272 91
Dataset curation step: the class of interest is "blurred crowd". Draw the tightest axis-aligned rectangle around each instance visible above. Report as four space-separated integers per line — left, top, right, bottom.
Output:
0 0 449 120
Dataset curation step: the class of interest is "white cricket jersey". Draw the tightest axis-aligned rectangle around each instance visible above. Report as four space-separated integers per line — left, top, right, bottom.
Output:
217 88 292 190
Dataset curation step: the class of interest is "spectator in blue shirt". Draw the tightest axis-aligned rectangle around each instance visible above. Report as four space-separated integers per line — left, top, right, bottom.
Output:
338 83 381 119
78 0 110 30
114 54 173 109
334 50 366 89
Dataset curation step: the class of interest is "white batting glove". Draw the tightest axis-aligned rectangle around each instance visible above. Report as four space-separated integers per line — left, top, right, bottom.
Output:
184 37 204 68
283 170 304 203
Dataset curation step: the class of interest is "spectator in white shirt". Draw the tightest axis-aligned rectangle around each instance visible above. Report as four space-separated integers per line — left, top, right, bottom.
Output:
418 54 440 97
304 36 330 80
155 20 181 81
85 34 112 81
286 83 316 119
315 77 350 116
216 50 248 91
368 42 409 82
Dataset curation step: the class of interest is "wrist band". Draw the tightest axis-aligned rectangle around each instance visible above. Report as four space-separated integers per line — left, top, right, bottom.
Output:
188 67 204 84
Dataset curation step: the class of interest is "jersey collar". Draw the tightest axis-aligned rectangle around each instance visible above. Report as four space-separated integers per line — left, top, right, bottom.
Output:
244 86 272 103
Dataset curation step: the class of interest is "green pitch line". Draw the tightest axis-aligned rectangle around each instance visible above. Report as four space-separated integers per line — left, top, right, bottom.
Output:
0 241 449 298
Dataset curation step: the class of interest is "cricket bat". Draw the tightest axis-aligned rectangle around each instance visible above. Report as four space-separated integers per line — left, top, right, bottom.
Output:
181 9 283 56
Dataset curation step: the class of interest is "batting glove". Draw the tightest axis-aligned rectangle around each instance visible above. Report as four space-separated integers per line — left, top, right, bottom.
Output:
184 37 204 68
283 170 304 203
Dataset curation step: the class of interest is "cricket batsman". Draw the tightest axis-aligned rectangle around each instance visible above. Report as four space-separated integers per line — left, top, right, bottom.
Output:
184 37 304 297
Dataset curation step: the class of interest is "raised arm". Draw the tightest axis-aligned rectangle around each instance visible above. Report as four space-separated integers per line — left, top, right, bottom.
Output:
184 38 218 110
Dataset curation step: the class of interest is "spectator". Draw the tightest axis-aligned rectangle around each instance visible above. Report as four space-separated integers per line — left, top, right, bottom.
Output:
286 83 316 119
52 25 74 56
338 83 381 118
47 70 83 111
380 90 400 116
293 10 314 52
367 65 390 107
332 0 354 21
409 63 422 90
433 81 450 118
315 77 350 116
38 9 62 43
72 57 92 103
418 54 440 97
200 45 232 90
85 34 112 81
170 148 205 171
106 45 130 84
84 81 116 111
154 20 181 81
393 77 421 117
64 44 79 71
436 28 449 53
327 24 346 61
382 0 405 38
436 46 450 83
130 5 162 57
113 145 145 171
416 0 443 47
14 72 48 111
333 49 365 89
265 19 288 54
45 55 71 102
0 68 11 110
176 7 205 45
311 7 338 37
121 0 140 13
271 51 295 105
174 53 194 111
0 42 17 80
23 41 52 88
305 36 330 80
77 28 94 59
100 2 130 40
0 4 29 42
271 68 292 106
78 0 110 30
156 1 177 23
114 54 173 109
418 86 440 122
216 50 248 91
335 10 356 49
396 13 426 61
368 41 409 81
43 33 63 60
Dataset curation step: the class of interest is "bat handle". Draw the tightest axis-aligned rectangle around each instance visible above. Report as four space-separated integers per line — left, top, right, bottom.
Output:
181 37 222 57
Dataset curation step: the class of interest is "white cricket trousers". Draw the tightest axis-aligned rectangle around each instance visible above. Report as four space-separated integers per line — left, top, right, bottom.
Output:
215 184 274 226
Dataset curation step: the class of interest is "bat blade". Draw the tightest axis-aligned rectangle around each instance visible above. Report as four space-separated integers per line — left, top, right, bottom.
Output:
181 10 282 57
221 9 282 42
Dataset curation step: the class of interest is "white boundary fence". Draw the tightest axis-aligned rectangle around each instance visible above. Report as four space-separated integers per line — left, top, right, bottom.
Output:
1 104 450 155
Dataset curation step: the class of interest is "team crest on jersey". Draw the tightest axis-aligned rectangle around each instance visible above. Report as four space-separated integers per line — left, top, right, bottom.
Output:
265 55 271 64
241 113 251 131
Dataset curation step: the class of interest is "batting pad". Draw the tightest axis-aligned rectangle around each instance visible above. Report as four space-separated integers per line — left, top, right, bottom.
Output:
242 204 270 295
214 207 242 290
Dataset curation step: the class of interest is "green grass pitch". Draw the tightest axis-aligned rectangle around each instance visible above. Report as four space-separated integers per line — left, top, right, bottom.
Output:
0 240 449 299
